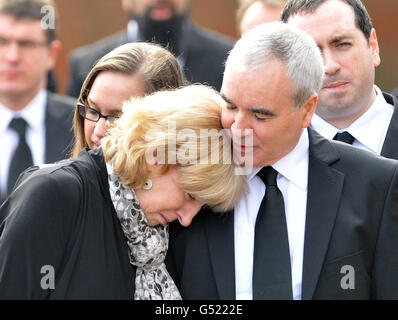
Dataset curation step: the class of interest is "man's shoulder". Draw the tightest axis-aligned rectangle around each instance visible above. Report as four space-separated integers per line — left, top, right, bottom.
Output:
45 92 76 123
309 128 398 177
330 139 398 178
188 23 235 51
47 92 76 108
382 91 398 107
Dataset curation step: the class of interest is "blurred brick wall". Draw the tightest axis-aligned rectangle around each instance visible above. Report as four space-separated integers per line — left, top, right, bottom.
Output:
53 0 397 94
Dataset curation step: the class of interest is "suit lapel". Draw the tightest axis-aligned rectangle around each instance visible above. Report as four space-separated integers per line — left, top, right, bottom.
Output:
301 129 345 300
204 210 236 300
381 92 398 160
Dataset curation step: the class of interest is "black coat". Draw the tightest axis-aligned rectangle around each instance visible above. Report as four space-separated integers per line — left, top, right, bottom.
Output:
166 128 398 300
0 148 135 299
380 92 398 159
66 21 234 97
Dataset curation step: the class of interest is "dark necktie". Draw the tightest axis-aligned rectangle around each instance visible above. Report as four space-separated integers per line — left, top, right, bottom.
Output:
333 131 355 144
253 166 293 299
7 117 33 195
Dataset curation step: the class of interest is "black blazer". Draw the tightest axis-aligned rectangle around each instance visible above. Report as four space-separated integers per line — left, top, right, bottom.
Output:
380 92 398 159
166 128 398 300
66 21 234 97
44 91 76 162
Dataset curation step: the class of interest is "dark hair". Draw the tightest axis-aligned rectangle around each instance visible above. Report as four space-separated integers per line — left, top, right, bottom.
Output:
281 0 372 41
0 0 57 42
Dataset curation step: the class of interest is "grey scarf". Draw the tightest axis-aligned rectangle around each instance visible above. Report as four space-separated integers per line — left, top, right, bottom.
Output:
107 163 182 300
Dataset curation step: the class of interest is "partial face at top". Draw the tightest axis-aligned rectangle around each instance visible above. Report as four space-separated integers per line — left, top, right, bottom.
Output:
240 1 284 35
287 0 380 126
122 0 190 21
83 71 146 150
0 13 59 108
221 59 316 168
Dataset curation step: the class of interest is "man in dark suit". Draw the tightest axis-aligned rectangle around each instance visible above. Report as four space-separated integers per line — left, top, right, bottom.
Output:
281 0 398 160
67 0 234 97
0 0 75 203
165 22 398 299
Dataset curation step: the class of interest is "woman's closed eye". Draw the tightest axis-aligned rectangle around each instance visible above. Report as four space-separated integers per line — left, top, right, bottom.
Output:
187 193 196 201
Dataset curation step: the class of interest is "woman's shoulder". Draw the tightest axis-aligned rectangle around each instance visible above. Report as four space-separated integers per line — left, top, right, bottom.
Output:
18 148 99 187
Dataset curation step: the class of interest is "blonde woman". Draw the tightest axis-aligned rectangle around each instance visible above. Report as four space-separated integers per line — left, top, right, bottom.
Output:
0 85 246 300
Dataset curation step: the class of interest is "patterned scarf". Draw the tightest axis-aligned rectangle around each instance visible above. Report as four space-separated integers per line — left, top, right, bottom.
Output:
106 163 182 300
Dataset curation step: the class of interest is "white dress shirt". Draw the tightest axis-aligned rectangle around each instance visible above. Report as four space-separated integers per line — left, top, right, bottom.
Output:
0 90 47 196
311 85 394 155
235 129 309 300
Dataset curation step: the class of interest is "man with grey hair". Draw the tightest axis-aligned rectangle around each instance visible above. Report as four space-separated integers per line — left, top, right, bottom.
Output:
282 0 398 159
166 21 398 300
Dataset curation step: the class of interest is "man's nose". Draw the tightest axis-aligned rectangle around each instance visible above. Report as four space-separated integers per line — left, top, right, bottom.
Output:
4 42 21 62
323 49 340 75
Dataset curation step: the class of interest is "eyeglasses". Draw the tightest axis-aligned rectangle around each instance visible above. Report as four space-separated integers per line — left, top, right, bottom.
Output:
0 36 48 53
77 102 120 123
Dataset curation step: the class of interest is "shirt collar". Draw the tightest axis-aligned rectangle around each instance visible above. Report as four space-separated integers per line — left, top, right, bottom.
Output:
0 89 46 133
127 19 139 42
311 85 394 154
248 128 309 191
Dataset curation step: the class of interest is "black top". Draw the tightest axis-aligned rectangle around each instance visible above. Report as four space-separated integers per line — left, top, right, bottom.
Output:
0 148 135 299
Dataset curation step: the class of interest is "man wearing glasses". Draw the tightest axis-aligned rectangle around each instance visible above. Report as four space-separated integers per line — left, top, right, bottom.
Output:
0 0 75 204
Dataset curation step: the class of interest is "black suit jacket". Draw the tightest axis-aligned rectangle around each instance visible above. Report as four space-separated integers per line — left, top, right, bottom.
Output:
380 92 398 159
66 21 234 97
166 128 398 300
0 92 75 204
44 92 76 162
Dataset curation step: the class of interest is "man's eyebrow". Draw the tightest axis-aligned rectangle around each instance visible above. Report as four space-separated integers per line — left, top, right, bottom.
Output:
249 107 276 116
330 35 352 44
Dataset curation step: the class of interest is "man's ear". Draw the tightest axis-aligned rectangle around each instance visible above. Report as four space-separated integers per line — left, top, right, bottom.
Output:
301 94 318 128
46 40 61 70
369 28 381 68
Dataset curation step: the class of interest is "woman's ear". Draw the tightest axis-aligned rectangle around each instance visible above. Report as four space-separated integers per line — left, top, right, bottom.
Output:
145 161 165 177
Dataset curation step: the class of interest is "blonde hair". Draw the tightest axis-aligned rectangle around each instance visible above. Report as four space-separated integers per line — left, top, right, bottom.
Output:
71 42 184 157
102 84 247 212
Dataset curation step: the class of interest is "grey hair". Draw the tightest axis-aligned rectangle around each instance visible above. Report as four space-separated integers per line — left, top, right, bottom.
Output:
225 21 324 107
